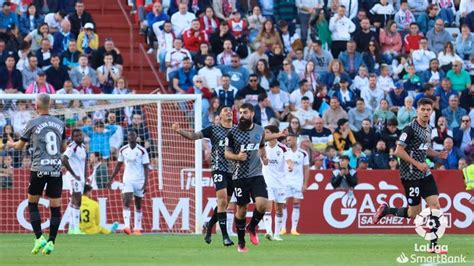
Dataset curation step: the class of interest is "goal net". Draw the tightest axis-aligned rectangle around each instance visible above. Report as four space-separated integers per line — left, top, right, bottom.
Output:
0 94 204 234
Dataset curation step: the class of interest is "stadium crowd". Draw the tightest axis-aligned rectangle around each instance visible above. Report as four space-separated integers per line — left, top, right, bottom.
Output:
1 0 474 188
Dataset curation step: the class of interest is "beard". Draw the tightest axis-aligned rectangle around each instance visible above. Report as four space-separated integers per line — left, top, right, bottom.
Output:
238 117 252 131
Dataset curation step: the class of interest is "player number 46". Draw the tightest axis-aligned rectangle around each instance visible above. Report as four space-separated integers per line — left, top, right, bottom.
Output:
409 187 420 197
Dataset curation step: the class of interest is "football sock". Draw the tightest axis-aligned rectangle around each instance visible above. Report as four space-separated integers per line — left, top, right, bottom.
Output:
275 213 283 236
49 207 61 243
208 207 218 230
217 212 228 237
28 202 42 239
291 204 300 231
226 209 234 234
134 210 142 230
282 207 287 231
235 217 246 245
384 207 408 218
73 207 80 230
263 212 272 235
123 208 131 228
248 210 265 230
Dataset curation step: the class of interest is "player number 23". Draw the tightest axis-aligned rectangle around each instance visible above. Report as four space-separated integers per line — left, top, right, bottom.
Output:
409 187 420 197
213 174 223 183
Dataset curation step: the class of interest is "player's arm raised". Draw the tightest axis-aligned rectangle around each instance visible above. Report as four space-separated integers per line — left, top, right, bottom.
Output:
264 128 288 141
172 123 203 140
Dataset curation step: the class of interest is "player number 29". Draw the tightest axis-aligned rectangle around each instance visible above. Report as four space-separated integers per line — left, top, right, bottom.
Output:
45 132 58 155
409 187 420 197
213 174 223 183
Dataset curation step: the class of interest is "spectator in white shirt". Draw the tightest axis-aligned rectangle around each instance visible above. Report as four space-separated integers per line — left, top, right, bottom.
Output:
361 74 385 111
55 80 80 108
329 5 356 58
290 79 314 111
170 2 196 37
412 37 436 72
295 96 320 130
292 48 307 78
268 81 290 118
198 55 222 90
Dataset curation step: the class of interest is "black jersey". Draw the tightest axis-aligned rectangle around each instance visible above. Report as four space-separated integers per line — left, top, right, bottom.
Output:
200 124 233 173
398 120 432 181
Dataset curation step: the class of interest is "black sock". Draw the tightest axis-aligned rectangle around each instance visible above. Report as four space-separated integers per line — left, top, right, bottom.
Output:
384 207 408 218
207 207 218 234
217 212 228 238
248 209 265 231
48 207 61 244
235 217 246 245
28 202 42 239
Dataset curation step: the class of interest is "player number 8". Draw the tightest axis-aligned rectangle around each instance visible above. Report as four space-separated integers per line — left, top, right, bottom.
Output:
409 187 420 197
213 174 223 183
45 132 58 155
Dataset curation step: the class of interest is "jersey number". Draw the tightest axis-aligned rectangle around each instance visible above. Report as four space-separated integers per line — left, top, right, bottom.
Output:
45 132 58 155
409 187 420 197
213 174 223 183
234 188 242 197
82 209 90 223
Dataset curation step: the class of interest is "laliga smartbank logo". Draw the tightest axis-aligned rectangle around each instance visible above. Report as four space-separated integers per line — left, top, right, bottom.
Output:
395 208 467 264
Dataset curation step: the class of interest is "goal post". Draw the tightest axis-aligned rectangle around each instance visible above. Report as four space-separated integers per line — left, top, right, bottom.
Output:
0 94 204 234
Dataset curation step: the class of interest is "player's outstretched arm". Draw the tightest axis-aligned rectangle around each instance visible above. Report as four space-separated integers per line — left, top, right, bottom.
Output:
6 136 27 150
264 128 288 141
427 148 448 159
172 123 203 141
108 162 124 188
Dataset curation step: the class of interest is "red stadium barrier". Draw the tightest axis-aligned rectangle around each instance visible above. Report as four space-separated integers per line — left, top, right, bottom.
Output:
1 170 473 234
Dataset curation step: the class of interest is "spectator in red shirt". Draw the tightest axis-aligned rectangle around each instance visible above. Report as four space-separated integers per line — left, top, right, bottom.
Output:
199 6 220 35
182 19 208 55
404 22 423 54
228 11 247 40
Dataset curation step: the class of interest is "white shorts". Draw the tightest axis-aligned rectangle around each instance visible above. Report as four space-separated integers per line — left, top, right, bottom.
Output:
267 187 286 203
122 181 145 197
286 186 304 200
67 174 85 194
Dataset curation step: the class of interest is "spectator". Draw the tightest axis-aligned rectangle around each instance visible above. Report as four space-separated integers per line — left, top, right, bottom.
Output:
0 3 18 32
253 93 277 126
323 96 349 132
52 19 75 54
45 54 70 91
267 81 290 119
106 112 124 160
21 54 40 89
402 64 422 95
279 19 301 55
379 20 402 63
296 0 323 46
9 100 31 134
436 78 457 111
362 41 384 74
456 25 474 60
412 37 436 73
378 118 400 152
68 1 95 38
171 2 196 38
292 48 307 78
416 4 438 34
0 154 13 188
82 120 117 160
216 39 234 66
35 38 52 70
370 0 395 28
198 55 222 90
91 38 124 70
247 5 266 44
254 59 274 91
330 155 358 189
333 118 357 152
183 19 208 55
24 23 54 51
60 39 79 69
333 78 356 111
209 21 236 55
247 41 268 72
404 23 422 54
397 96 417 129
320 59 351 91
25 71 55 94
377 64 395 94
144 2 169 53
76 76 101 107
460 84 474 111
426 19 453 54
361 74 384 111
212 0 237 21
305 40 333 78
446 60 471 93
77 22 98 56
0 56 23 93
434 0 456 26
112 77 134 96
338 41 363 79
313 85 330 114
431 116 453 151
355 118 378 153
287 115 302 136
351 9 367 32
348 98 372 131
19 4 44 37
156 21 175 72
302 116 334 152
290 79 314 111
228 10 248 40
421 58 445 86
199 6 220 35
59 0 77 14
295 96 319 130
5 24 22 52
267 43 285 77
33 0 59 15
388 155 399 169
414 83 436 108
44 10 66 33
353 18 378 53
0 40 14 67
394 1 415 33
453 115 474 152
126 113 154 155
369 139 389 169
357 157 370 170
236 74 266 106
55 80 79 108
437 42 461 74
373 99 396 130
96 52 121 94
219 54 249 90
277 58 300 93
439 137 465 169
329 5 356 58
171 57 196 94
300 61 318 92
214 74 238 108
70 54 98 88
165 38 192 80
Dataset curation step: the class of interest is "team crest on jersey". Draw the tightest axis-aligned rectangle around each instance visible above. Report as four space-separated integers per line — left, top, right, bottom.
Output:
276 151 281 157
255 134 261 141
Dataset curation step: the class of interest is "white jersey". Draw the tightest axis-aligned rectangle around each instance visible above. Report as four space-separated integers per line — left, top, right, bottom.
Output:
63 142 87 180
262 142 288 189
118 144 150 183
285 147 309 188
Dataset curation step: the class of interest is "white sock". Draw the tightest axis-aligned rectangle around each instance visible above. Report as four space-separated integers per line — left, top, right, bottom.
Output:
282 207 287 232
291 204 300 231
69 204 77 230
73 207 80 230
134 210 143 230
275 213 283 236
226 210 234 234
123 208 131 228
263 212 272 235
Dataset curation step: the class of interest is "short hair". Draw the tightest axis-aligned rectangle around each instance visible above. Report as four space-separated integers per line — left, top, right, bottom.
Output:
5 55 15 62
423 83 434 92
83 184 93 194
356 98 365 104
264 125 279 134
128 129 138 135
313 40 322 46
337 118 349 127
418 97 434 106
258 93 268 102
249 73 258 79
240 103 255 112
301 96 310 101
270 80 280 88
299 79 308 87
36 93 50 109
72 128 82 136
387 119 398 126
217 105 230 115
221 74 230 79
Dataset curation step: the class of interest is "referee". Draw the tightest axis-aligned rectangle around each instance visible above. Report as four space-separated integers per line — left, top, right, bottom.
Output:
8 93 67 255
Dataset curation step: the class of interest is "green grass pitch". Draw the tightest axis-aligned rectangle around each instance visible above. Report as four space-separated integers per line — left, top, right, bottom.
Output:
1 234 473 265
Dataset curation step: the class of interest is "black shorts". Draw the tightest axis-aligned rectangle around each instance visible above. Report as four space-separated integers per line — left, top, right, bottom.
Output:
28 171 63 198
401 174 439 206
232 175 268 206
212 171 233 197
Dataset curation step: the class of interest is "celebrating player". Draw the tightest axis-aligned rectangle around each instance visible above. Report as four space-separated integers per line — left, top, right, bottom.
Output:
7 93 67 255
109 130 150 235
282 133 309 236
373 98 448 253
62 129 87 235
80 184 119 234
172 106 235 247
262 125 292 241
225 103 268 253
